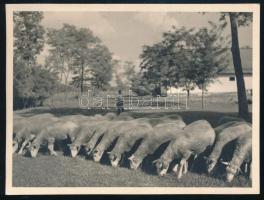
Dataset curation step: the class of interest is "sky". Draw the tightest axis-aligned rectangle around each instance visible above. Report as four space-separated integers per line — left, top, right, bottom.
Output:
38 12 252 65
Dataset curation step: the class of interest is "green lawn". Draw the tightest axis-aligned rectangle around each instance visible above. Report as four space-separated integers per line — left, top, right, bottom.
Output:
12 103 252 187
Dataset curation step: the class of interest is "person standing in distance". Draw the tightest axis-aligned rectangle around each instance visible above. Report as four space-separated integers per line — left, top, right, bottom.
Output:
116 89 124 115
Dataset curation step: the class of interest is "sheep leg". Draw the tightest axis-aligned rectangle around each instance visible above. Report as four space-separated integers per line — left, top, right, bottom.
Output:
183 160 188 174
177 159 185 179
172 164 179 175
48 137 57 156
182 152 192 174
18 139 30 155
244 163 248 174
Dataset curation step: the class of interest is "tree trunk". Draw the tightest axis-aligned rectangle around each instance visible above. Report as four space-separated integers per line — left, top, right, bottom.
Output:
229 13 249 119
201 84 204 109
186 89 190 109
80 62 84 94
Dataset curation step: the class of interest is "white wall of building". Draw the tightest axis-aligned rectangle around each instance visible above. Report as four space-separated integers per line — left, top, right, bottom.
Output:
167 75 252 95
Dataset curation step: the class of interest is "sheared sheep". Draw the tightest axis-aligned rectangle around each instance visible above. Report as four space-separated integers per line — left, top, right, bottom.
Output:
128 119 186 170
223 133 252 182
107 120 153 167
92 119 138 162
82 120 115 155
67 113 119 157
143 115 183 127
29 119 80 157
83 114 135 155
205 121 252 174
13 113 58 154
153 120 215 178
217 116 245 126
96 118 152 167
67 123 97 157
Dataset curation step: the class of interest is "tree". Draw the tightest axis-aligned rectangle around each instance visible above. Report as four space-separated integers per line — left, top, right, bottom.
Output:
192 24 229 108
138 24 228 107
130 72 152 96
83 44 113 91
46 24 97 86
14 12 45 65
218 13 252 119
13 11 48 109
123 61 137 88
47 24 113 93
139 41 176 96
113 61 137 90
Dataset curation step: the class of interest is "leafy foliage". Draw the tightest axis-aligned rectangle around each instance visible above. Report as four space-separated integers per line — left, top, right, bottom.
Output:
112 60 137 91
46 24 113 92
14 12 45 63
138 24 228 97
13 11 58 109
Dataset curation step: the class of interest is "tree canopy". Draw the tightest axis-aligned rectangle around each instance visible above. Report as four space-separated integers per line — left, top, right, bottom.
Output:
13 11 57 109
138 24 229 99
46 24 113 92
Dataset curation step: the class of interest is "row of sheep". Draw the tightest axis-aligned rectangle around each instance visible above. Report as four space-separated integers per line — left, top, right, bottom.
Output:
13 112 252 182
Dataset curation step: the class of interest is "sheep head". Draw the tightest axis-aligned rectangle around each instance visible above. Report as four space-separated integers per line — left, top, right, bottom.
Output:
92 148 104 162
204 157 217 174
224 163 239 182
83 144 93 155
128 154 142 170
107 152 121 167
30 143 40 158
153 158 170 176
13 141 19 153
68 144 80 158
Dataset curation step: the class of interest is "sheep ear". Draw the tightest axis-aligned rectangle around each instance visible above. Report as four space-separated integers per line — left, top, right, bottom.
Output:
221 161 230 166
152 159 159 164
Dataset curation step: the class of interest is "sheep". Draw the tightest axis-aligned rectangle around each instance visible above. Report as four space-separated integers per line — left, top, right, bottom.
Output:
205 121 252 174
128 119 186 170
13 113 58 154
91 120 137 162
217 116 245 126
104 112 118 120
67 123 97 157
82 120 115 155
29 119 80 157
60 114 96 124
153 120 215 178
143 115 183 127
223 133 252 182
107 120 153 167
67 113 119 157
83 114 135 155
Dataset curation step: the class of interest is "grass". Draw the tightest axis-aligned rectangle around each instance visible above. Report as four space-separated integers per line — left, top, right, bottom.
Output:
13 153 251 187
12 94 252 187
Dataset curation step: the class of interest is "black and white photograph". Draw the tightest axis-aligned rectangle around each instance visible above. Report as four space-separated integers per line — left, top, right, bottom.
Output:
6 4 260 194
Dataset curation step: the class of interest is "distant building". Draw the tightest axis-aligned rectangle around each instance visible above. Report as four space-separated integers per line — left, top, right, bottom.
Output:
168 48 252 95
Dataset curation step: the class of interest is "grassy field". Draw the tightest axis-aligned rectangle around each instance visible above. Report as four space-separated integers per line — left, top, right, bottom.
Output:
13 153 250 187
12 94 252 187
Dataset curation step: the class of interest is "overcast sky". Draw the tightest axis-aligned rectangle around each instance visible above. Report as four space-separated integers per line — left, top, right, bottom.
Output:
38 12 252 65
